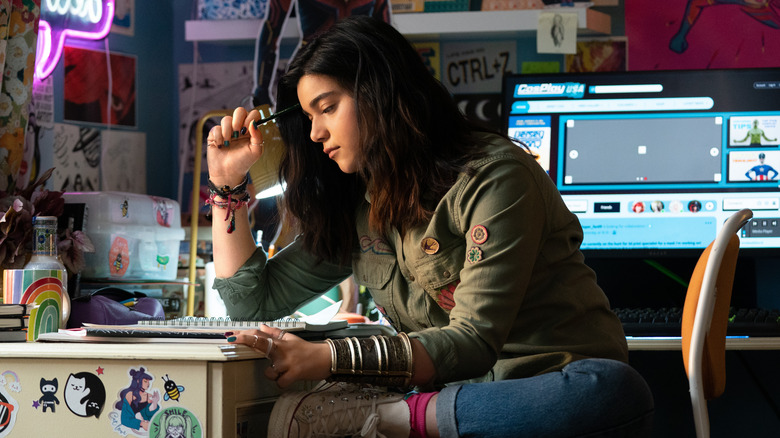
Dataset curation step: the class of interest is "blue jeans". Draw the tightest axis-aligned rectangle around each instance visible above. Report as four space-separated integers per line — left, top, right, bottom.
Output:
436 358 654 438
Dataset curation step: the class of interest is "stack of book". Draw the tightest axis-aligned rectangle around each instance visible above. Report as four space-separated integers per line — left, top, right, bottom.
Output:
0 303 33 342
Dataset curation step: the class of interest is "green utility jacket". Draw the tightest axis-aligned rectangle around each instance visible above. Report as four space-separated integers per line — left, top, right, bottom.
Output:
214 133 628 386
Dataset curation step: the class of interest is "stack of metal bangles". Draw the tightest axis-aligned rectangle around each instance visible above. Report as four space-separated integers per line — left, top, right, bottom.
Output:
325 332 414 387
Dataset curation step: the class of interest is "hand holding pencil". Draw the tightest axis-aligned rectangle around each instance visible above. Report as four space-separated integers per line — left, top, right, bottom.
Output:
206 104 299 189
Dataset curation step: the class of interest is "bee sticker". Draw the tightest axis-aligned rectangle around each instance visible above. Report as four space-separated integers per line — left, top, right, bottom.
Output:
108 237 130 277
162 375 185 402
120 199 129 218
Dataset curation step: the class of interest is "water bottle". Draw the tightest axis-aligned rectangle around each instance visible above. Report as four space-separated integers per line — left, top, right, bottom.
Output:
24 216 70 327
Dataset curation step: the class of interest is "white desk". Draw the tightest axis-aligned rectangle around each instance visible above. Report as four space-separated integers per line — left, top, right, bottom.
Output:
0 342 302 437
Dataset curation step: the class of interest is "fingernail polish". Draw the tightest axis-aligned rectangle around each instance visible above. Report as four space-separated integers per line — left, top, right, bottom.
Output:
240 127 247 136
227 336 237 342
223 140 230 147
251 120 258 129
224 332 233 337
232 131 239 139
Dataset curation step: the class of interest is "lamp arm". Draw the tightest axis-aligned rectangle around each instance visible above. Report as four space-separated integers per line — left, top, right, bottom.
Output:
188 110 232 316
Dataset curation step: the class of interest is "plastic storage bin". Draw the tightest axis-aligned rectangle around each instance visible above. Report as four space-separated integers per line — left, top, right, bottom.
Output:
62 192 185 281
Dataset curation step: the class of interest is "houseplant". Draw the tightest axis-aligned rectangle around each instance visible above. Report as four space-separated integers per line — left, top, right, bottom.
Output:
0 167 94 275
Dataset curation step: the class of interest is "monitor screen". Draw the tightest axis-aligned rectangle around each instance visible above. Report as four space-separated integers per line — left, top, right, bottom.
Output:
501 68 780 258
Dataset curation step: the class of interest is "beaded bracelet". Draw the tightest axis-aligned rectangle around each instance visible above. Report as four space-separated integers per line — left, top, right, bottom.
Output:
325 333 414 387
205 175 251 233
207 174 249 198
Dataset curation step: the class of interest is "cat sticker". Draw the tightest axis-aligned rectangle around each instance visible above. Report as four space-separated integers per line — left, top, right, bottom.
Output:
38 378 60 413
64 372 106 418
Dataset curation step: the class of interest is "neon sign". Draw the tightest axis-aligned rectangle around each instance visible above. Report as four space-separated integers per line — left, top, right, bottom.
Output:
36 0 115 79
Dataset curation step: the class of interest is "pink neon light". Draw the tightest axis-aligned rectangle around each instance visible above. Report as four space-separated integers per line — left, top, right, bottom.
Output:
35 0 115 79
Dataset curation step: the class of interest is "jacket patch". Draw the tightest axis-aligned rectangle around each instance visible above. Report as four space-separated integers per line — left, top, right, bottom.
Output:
470 224 488 244
360 236 393 255
467 246 483 264
421 237 440 255
436 280 460 311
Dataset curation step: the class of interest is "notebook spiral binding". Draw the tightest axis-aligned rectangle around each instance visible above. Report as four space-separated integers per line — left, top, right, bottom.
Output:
138 316 302 328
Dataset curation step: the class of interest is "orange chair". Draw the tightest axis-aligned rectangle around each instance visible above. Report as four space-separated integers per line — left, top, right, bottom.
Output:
681 208 753 438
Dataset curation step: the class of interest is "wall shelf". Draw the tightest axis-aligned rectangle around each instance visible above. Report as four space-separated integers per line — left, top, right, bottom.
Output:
185 8 611 44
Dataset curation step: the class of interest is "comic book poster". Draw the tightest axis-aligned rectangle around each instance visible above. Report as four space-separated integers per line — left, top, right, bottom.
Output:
565 38 627 72
63 47 137 127
626 0 780 70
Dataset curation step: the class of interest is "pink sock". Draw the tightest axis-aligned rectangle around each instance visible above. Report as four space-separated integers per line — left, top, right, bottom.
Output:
405 391 438 438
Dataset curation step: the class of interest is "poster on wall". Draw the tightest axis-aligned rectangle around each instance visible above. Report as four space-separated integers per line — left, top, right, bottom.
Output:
102 130 146 193
441 40 517 130
413 42 442 80
17 78 56 191
626 0 780 70
178 61 255 211
51 123 101 192
63 46 137 127
112 0 135 36
565 37 627 72
441 40 517 95
537 12 578 55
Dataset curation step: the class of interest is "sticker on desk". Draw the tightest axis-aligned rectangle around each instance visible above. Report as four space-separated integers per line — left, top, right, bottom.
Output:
149 406 202 438
0 372 20 438
161 374 185 403
0 372 21 394
109 366 162 436
64 372 106 418
36 378 60 413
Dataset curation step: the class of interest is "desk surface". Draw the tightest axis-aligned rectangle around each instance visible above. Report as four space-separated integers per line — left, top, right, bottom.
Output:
3 336 780 357
626 336 780 350
1 341 266 361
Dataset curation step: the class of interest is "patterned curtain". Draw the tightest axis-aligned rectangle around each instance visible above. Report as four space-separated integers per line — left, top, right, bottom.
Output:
0 0 40 192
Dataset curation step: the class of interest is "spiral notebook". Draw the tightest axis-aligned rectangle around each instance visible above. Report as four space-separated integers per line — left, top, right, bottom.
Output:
135 316 348 332
37 301 350 343
36 317 348 343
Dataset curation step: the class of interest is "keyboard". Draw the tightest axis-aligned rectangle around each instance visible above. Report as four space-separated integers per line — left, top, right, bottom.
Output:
613 307 780 337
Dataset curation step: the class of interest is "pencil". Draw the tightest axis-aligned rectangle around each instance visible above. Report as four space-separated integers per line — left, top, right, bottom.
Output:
251 103 301 130
219 104 302 148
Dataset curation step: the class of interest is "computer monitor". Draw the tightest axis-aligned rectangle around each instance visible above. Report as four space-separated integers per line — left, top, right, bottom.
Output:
501 68 780 262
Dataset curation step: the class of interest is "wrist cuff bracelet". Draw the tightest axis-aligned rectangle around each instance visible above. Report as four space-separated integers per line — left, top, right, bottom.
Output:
326 333 414 387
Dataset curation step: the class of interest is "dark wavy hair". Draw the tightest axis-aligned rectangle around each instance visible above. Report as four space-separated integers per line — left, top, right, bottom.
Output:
275 16 491 265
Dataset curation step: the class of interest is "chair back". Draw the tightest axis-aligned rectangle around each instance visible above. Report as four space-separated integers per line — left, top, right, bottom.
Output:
681 208 752 437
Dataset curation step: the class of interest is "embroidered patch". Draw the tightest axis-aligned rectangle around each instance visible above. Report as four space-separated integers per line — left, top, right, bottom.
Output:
360 236 393 255
436 280 460 311
470 225 488 244
421 237 440 255
467 246 483 264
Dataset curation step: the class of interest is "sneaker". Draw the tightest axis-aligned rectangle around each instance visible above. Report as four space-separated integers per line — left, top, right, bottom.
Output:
268 381 408 437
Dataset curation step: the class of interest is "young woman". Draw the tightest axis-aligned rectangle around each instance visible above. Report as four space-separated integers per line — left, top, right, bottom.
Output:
206 15 654 438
